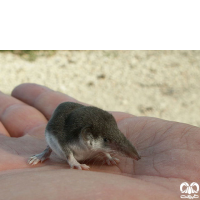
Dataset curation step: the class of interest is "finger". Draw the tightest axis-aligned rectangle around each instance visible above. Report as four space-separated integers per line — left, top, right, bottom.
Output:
0 121 10 136
0 92 47 137
12 83 133 121
12 83 83 120
110 111 135 122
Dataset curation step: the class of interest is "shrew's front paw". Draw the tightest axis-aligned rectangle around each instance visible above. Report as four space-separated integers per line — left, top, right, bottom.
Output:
103 153 120 166
67 153 90 170
70 163 90 170
104 157 120 166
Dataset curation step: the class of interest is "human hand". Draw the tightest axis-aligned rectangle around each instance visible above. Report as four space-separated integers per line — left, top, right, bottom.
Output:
0 83 199 200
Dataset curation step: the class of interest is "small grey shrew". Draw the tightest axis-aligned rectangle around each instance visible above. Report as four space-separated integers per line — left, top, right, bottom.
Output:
28 102 141 170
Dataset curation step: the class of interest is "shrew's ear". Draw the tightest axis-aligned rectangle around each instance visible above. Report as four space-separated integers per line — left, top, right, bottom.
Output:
80 125 93 142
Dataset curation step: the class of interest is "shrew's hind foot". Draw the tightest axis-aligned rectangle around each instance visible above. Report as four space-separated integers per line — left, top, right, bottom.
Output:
28 155 43 165
28 146 52 165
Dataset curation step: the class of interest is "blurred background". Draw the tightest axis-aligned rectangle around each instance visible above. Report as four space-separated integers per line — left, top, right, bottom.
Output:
0 50 200 126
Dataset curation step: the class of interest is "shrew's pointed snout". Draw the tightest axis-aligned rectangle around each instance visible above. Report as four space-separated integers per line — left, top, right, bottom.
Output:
117 137 141 161
108 130 141 161
133 153 141 161
127 146 141 161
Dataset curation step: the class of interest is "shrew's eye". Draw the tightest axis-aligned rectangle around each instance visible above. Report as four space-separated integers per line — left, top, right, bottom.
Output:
104 138 108 142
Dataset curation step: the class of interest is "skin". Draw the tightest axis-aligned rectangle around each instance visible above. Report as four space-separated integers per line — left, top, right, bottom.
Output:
0 83 200 200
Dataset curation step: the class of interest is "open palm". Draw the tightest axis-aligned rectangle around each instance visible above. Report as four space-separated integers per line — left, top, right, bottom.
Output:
0 83 199 200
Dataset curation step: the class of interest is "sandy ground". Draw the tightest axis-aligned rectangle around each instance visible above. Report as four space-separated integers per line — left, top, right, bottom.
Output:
0 50 200 127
